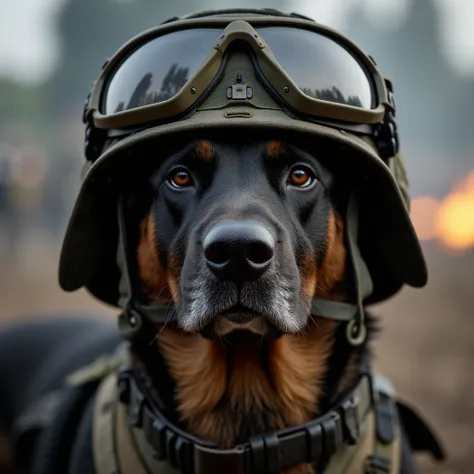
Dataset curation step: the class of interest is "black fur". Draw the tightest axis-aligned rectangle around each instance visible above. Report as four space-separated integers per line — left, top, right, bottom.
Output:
129 139 337 335
0 139 419 473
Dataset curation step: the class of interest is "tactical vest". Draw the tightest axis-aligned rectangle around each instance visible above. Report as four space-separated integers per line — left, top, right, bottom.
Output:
87 361 402 474
13 349 445 474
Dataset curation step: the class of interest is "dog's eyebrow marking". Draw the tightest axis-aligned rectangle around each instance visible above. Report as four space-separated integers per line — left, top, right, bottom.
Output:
195 140 214 161
266 140 286 159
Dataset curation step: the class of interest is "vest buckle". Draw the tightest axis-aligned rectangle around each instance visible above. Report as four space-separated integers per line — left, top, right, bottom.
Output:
365 453 391 473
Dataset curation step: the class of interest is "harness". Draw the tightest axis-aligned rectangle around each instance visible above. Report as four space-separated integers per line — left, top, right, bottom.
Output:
90 359 401 474
12 347 445 474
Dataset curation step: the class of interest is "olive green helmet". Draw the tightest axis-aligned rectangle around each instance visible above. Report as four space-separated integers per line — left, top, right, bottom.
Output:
59 8 426 343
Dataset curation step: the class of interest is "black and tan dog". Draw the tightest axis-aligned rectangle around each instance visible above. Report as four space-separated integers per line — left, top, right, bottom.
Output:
0 138 440 473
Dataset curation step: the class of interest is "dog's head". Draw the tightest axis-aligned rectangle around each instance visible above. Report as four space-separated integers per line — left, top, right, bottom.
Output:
133 138 347 338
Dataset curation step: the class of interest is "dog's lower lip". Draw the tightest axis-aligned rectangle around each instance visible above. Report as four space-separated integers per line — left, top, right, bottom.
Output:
200 317 283 340
221 303 258 316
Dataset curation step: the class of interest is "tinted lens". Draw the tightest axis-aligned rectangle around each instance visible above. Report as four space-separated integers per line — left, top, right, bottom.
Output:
258 27 374 109
102 29 221 114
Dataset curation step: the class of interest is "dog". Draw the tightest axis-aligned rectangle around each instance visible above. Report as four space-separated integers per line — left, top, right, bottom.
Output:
0 138 431 473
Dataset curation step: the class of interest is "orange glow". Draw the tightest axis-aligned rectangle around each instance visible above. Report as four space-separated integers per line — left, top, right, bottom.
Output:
411 196 441 240
411 171 474 252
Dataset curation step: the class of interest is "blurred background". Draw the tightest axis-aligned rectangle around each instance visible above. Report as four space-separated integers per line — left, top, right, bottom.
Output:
0 0 473 472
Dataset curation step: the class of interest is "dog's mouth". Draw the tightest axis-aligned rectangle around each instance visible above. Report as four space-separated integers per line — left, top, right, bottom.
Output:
200 303 283 340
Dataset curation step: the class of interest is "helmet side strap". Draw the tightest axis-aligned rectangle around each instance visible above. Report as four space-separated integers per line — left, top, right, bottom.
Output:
116 197 176 342
309 193 374 346
116 196 146 340
344 193 373 345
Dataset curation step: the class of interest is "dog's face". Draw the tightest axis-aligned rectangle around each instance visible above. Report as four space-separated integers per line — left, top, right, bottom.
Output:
135 139 346 338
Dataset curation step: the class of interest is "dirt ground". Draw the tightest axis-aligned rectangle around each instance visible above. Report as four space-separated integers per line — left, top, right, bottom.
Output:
0 236 472 474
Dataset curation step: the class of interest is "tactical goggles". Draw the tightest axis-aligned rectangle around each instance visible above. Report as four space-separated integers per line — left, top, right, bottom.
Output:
83 15 396 133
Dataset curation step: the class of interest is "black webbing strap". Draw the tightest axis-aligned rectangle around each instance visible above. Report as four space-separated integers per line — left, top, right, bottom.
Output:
115 198 175 341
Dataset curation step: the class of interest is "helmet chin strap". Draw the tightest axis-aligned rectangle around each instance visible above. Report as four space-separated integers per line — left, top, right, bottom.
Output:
115 193 373 346
311 193 374 345
116 196 172 342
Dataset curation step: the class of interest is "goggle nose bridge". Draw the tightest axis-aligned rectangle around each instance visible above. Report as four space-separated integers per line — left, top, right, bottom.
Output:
213 20 267 52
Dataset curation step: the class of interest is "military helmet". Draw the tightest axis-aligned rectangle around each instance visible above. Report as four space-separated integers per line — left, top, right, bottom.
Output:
59 8 427 344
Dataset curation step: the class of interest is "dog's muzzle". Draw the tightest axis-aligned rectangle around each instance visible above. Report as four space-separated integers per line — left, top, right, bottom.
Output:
199 219 284 338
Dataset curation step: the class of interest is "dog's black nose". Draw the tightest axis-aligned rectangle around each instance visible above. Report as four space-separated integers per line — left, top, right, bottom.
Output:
203 220 275 281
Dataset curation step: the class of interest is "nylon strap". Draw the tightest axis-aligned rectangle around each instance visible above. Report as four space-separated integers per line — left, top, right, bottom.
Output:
131 425 181 474
310 299 358 322
369 425 400 474
117 366 375 474
343 193 374 345
310 193 374 344
115 395 149 474
93 372 179 474
116 198 172 340
323 410 375 474
364 375 401 474
91 363 401 474
116 197 133 312
92 372 119 474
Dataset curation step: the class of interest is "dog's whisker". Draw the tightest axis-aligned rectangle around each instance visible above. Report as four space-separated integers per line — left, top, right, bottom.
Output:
147 332 160 346
220 336 230 350
151 301 181 345
315 285 329 297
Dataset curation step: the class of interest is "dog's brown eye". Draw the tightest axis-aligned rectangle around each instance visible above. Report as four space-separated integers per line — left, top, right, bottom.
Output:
288 167 314 188
169 169 193 188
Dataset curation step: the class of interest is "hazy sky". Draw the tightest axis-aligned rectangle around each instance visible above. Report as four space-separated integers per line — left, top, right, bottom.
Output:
1 0 473 85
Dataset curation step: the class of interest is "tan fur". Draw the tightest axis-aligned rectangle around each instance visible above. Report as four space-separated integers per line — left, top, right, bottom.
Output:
137 211 173 303
156 213 347 473
267 140 287 159
300 251 317 299
138 149 348 473
157 330 227 421
158 319 337 474
268 319 337 425
195 140 214 161
316 210 346 297
300 209 346 301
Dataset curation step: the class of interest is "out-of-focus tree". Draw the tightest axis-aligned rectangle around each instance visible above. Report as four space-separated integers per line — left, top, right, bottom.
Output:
346 0 474 147
0 80 46 132
47 0 288 118
47 0 210 117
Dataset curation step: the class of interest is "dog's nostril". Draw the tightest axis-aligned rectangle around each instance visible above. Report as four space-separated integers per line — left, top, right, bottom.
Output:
204 241 231 265
246 240 274 265
203 220 275 281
